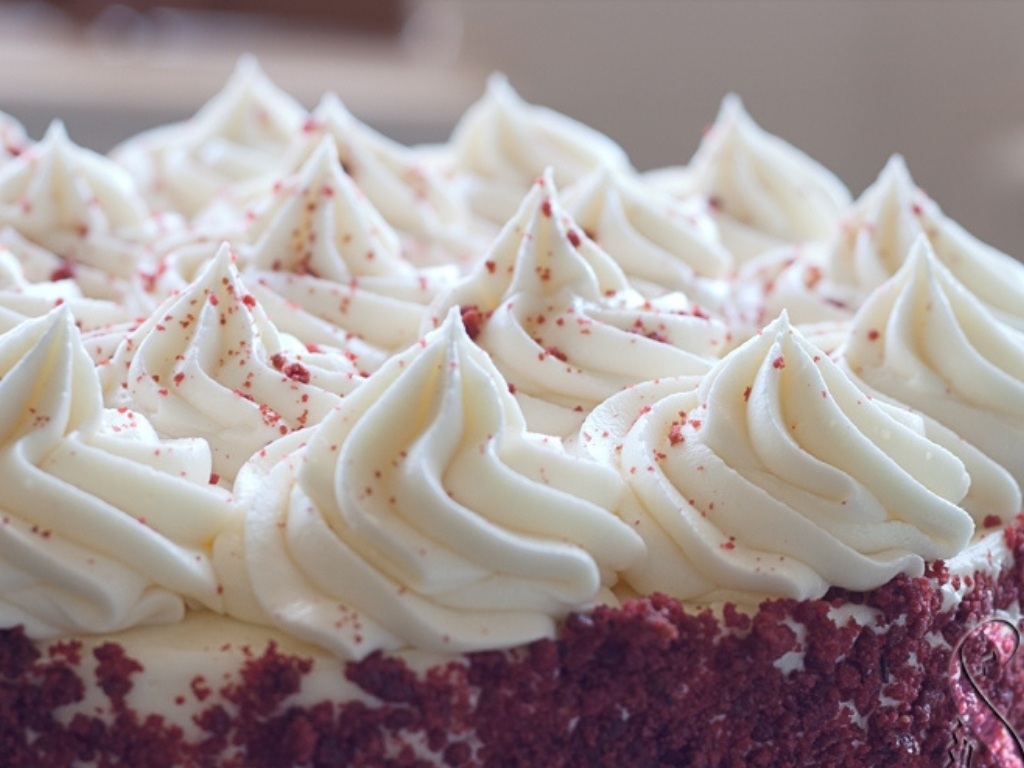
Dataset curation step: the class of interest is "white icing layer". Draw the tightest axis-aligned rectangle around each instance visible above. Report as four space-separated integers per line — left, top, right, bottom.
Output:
0 308 233 638
583 312 976 603
219 306 644 659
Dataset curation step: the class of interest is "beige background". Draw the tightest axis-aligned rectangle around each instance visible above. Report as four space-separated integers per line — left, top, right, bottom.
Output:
3 0 1024 258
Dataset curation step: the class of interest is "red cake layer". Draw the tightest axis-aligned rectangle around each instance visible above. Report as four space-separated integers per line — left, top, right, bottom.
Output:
4 524 1024 768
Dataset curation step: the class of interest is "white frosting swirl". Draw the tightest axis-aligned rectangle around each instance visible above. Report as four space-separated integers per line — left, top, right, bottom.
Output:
239 136 455 371
683 95 851 262
112 56 307 218
451 74 633 224
562 165 733 295
430 170 730 435
0 121 167 282
0 109 29 163
0 307 234 638
219 306 644 659
826 154 1024 332
0 247 128 334
732 243 859 333
283 94 479 262
106 244 350 481
842 235 1024 487
583 311 975 603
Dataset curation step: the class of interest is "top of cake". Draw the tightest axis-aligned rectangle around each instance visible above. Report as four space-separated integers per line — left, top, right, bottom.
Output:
0 58 1022 663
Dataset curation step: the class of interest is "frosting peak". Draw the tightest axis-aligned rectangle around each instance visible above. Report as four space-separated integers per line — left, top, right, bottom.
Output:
686 95 851 261
106 244 345 481
585 310 975 603
223 306 644 658
0 307 234 638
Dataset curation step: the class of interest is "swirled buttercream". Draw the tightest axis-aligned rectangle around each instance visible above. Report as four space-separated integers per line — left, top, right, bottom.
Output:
430 170 730 435
0 247 128 334
0 121 169 282
451 74 632 224
681 95 850 262
562 165 733 296
217 306 644 659
826 155 1024 332
105 244 352 481
111 56 307 218
841 235 1024 487
0 307 234 638
239 136 455 371
582 311 975 604
282 93 480 263
0 110 29 163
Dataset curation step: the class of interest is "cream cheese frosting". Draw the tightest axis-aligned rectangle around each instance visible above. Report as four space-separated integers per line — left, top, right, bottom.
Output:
582 311 976 604
1 63 1022 670
0 246 128 334
561 164 733 297
429 170 731 436
281 93 481 264
670 95 851 263
238 135 454 372
0 121 170 285
111 56 307 219
0 109 29 163
450 73 633 224
215 306 645 660
841 235 1024 487
826 154 1024 332
104 244 350 482
0 307 233 638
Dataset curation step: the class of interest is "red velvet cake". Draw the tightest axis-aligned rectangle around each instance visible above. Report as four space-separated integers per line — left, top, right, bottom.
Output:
1 60 1024 768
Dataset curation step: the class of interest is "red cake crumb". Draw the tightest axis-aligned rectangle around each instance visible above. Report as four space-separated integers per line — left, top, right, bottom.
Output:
2 531 1024 767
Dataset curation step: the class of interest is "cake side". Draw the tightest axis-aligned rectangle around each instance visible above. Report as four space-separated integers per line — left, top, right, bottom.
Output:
3 522 1022 768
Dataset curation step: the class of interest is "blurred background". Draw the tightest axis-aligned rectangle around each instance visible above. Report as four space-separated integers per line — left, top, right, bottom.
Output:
3 0 1024 258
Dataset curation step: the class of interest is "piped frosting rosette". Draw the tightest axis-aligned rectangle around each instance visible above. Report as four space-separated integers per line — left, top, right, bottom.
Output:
0 121 173 287
105 244 356 482
112 56 307 219
582 310 976 604
825 155 1024 332
238 136 457 373
0 109 29 163
657 95 850 263
841 235 1024 487
562 164 733 300
0 307 233 638
217 306 645 659
429 169 732 436
0 246 127 334
450 74 633 224
278 93 483 264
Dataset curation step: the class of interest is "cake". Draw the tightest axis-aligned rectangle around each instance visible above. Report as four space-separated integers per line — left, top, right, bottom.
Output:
2 59 1024 768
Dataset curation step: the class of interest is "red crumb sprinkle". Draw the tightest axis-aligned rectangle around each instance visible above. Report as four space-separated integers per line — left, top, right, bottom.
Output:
544 345 568 362
460 305 486 341
772 355 785 369
668 423 685 446
984 514 1003 529
868 329 880 341
208 294 219 306
567 229 582 247
50 261 76 281
283 362 311 384
484 260 496 274
541 199 553 217
242 294 257 309
744 385 752 401
209 473 220 485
